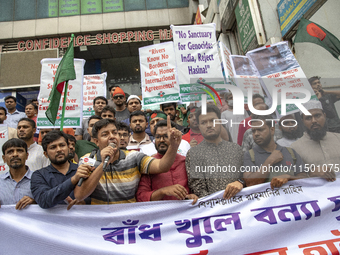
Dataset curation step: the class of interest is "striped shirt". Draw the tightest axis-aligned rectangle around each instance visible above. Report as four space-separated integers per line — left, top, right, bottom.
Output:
0 168 33 205
82 150 154 204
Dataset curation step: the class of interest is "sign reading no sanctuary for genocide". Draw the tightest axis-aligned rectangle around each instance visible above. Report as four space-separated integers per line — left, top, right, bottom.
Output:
38 58 85 128
1 177 340 254
171 23 224 95
83 73 107 117
139 42 180 106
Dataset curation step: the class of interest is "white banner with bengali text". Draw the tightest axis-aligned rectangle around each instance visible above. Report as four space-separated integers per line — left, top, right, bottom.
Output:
37 58 85 128
83 73 107 117
1 177 340 254
139 42 180 106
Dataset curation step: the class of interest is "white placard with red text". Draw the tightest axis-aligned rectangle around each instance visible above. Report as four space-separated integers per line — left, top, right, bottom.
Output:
37 58 85 128
0 125 9 174
139 42 180 106
246 42 317 115
83 73 107 117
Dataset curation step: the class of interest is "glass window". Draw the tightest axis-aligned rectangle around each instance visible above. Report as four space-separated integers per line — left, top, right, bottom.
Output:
37 0 58 19
59 0 80 16
167 0 188 8
0 0 14 22
146 0 167 10
81 0 102 14
124 0 146 11
103 0 123 13
15 0 36 20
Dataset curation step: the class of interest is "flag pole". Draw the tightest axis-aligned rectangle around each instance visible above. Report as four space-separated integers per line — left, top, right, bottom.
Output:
60 81 69 131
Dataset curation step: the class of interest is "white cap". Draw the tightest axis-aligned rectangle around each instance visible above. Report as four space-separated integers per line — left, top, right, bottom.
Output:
127 95 141 103
300 100 323 115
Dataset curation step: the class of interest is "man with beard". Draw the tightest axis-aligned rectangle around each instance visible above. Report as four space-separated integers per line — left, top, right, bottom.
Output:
243 115 307 189
140 110 190 156
75 96 108 141
17 118 49 171
31 131 91 209
276 114 301 147
74 117 183 204
0 138 36 209
113 87 130 122
66 134 77 163
309 76 340 133
161 103 188 134
185 105 244 199
136 120 197 204
291 100 340 181
127 111 152 149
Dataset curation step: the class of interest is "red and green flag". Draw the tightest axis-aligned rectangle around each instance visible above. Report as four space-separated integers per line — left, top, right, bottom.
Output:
294 18 340 61
45 34 76 125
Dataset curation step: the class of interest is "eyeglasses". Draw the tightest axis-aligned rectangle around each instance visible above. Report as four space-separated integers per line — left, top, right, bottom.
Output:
119 134 129 138
155 134 169 140
113 95 124 99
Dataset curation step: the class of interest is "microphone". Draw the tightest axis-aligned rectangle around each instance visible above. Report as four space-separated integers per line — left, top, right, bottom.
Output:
102 143 116 170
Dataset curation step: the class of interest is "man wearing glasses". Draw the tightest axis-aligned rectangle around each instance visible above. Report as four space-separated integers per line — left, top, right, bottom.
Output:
113 87 130 122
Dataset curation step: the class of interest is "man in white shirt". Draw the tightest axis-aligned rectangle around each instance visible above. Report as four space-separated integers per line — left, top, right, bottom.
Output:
17 118 50 171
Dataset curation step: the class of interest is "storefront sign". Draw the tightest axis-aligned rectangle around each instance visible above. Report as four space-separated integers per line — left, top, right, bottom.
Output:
5 30 172 52
235 0 257 53
278 0 318 38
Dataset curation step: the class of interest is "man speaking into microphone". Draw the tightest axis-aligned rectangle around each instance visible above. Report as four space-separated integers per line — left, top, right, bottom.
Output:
74 117 182 204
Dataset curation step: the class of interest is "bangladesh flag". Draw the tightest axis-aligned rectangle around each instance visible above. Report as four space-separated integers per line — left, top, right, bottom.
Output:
294 18 340 61
45 34 76 125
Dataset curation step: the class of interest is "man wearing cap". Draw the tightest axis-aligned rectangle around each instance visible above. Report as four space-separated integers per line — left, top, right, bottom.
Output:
276 114 301 147
113 87 130 122
291 100 340 181
141 110 190 156
309 76 340 133
121 95 153 139
75 96 108 141
107 84 119 108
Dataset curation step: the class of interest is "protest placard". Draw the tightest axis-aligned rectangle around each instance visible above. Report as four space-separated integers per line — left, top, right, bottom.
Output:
139 42 180 106
171 23 225 99
247 42 317 115
229 55 263 103
0 125 9 174
37 58 85 128
219 41 236 86
83 73 107 117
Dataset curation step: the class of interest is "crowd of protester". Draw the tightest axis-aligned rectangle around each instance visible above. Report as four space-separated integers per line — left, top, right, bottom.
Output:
1 75 340 210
